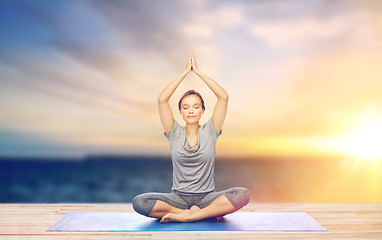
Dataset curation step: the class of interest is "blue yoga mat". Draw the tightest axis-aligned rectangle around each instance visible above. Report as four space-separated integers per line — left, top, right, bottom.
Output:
47 212 327 232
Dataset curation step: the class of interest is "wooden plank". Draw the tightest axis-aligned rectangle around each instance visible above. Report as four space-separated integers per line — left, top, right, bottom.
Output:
0 203 381 240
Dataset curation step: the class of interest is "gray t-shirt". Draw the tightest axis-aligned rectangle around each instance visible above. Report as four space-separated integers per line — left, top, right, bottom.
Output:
165 118 222 193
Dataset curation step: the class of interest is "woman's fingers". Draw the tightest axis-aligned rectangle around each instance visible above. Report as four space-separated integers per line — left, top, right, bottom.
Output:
190 48 198 71
184 51 192 73
189 47 194 70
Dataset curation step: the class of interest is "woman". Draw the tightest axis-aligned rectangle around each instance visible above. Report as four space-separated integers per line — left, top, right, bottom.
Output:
133 47 250 223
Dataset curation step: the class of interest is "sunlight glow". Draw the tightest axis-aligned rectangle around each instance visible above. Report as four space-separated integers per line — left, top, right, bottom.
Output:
340 108 382 162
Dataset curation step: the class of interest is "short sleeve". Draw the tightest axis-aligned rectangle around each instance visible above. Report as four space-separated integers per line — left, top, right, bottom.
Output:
164 119 181 142
205 118 222 138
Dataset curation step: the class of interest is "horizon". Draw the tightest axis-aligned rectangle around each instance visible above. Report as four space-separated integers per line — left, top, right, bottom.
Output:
0 152 372 165
1 154 381 204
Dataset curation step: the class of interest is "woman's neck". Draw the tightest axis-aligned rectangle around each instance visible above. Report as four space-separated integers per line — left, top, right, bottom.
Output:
185 122 200 135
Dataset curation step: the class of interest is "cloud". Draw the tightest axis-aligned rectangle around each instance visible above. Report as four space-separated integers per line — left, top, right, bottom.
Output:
241 0 375 49
2 51 151 116
250 15 351 48
180 3 245 39
1 0 382 157
83 0 189 60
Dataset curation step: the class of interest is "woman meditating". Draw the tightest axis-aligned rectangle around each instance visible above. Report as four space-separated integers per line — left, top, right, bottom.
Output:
133 47 250 223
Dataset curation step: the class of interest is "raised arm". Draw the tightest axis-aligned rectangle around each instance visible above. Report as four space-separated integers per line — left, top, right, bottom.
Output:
158 54 192 134
190 47 228 133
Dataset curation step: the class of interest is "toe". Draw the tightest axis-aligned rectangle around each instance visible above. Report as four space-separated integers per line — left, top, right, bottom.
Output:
190 205 201 212
160 213 170 223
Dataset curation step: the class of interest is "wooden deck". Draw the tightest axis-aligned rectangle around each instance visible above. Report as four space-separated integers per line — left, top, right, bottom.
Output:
1 203 381 239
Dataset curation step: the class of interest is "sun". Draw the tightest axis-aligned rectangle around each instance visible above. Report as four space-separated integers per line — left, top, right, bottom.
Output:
340 108 382 162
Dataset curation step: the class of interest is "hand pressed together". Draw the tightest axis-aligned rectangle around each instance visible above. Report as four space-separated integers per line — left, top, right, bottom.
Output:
184 47 200 75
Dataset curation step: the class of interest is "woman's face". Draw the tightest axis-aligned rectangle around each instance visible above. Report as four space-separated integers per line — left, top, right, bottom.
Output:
180 94 204 124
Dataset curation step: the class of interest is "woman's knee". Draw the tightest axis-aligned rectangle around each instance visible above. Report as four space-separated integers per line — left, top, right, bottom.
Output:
224 187 251 210
132 193 156 217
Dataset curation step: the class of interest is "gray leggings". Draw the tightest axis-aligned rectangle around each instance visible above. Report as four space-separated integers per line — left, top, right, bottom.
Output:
132 187 250 217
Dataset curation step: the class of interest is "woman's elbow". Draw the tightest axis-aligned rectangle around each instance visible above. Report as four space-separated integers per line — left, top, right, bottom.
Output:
220 93 229 101
157 95 168 103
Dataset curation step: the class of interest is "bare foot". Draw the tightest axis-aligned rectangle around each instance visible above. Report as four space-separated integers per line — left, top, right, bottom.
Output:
190 205 223 221
160 209 191 223
160 205 224 223
190 205 200 213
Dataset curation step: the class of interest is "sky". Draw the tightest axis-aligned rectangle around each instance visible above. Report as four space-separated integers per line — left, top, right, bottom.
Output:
1 0 382 159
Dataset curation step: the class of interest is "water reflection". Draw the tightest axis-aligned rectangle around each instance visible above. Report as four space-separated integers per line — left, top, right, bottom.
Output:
0 156 381 203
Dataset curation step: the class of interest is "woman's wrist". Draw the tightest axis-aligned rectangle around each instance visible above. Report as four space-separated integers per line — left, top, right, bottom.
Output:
181 69 190 77
193 68 203 76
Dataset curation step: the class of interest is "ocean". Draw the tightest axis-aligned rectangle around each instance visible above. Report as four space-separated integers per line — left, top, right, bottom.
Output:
1 155 381 203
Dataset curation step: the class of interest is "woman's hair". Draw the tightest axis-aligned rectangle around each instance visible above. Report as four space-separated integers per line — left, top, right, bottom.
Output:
178 90 205 111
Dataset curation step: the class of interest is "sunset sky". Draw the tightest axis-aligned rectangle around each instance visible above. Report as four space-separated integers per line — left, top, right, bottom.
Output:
1 0 382 159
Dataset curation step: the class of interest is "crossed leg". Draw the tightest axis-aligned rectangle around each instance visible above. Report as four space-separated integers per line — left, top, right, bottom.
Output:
149 195 236 223
147 199 185 218
133 187 250 223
